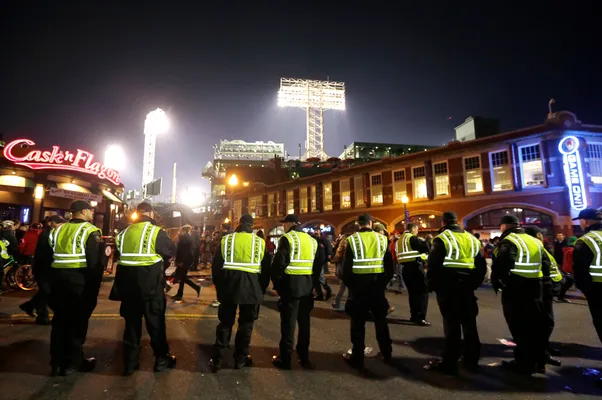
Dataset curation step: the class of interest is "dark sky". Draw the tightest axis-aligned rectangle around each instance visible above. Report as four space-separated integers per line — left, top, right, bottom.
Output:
1 2 599 196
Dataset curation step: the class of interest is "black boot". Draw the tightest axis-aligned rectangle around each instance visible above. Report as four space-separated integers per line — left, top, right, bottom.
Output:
154 354 176 372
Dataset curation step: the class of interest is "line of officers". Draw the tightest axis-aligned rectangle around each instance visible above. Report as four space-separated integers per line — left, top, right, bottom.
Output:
40 199 602 380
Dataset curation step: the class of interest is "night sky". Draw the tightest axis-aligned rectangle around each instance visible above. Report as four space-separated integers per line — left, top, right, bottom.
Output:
1 2 599 196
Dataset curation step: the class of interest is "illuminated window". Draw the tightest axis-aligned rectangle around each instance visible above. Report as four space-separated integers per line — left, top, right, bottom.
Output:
323 182 332 211
413 166 427 199
0 175 28 187
286 190 294 214
490 150 513 191
433 162 449 197
519 144 544 187
464 156 483 194
588 143 602 184
340 179 351 209
276 192 283 216
392 170 406 203
354 176 364 207
234 200 242 222
310 185 317 212
370 174 383 205
249 196 262 218
268 193 275 217
300 187 308 213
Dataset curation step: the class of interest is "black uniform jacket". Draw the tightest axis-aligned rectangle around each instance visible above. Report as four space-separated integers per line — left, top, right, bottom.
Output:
36 218 107 296
109 216 176 301
342 228 394 294
212 224 271 305
491 227 551 293
426 224 486 293
573 223 602 295
271 225 324 299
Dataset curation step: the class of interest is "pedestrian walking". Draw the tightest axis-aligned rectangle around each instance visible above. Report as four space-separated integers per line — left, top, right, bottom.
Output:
172 225 201 302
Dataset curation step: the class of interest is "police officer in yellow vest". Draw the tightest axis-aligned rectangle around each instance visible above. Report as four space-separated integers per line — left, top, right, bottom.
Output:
109 202 177 376
271 214 323 369
43 200 106 376
573 209 602 346
396 223 431 325
524 226 563 371
425 211 486 375
209 214 271 373
492 214 551 375
342 213 394 368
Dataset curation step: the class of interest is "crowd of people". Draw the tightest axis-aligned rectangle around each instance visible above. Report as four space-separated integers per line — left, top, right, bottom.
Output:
2 200 602 387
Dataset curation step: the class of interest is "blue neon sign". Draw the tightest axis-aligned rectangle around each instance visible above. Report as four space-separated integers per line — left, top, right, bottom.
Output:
558 136 587 211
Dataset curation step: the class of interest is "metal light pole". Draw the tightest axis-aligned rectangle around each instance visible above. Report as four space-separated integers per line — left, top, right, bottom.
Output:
402 195 409 226
228 174 239 231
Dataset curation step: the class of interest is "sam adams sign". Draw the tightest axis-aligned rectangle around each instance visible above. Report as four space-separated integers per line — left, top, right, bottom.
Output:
558 136 587 211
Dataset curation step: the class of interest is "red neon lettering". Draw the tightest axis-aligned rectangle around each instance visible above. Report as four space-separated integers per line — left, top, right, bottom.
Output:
2 138 121 185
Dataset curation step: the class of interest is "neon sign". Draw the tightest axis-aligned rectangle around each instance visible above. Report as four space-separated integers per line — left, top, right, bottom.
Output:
3 139 121 185
558 136 586 211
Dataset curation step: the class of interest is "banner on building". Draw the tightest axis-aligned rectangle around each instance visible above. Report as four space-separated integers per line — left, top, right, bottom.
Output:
49 188 103 203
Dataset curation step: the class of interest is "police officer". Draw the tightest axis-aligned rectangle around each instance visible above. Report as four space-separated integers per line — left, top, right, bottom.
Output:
396 223 431 325
426 211 486 374
572 209 602 343
109 202 177 376
271 214 323 369
492 215 551 375
42 200 106 376
210 214 271 373
342 213 394 368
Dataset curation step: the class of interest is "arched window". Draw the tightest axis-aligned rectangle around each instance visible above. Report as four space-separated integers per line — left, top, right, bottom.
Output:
464 207 554 238
409 214 442 233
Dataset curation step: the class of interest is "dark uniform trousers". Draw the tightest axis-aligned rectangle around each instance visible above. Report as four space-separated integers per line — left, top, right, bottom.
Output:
279 295 313 363
49 282 98 369
585 283 602 343
402 263 429 320
436 290 480 366
501 278 547 369
347 290 392 361
120 296 169 369
542 281 559 355
213 303 260 361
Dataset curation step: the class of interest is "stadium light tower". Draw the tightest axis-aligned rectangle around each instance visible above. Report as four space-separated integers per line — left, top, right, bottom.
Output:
142 108 169 190
278 78 345 160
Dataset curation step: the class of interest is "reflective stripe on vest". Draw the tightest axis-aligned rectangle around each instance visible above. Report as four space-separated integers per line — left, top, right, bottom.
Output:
49 221 100 269
347 231 387 274
396 232 420 263
577 230 602 283
543 248 563 282
221 232 264 274
436 229 480 269
115 222 162 266
503 233 543 278
284 231 317 275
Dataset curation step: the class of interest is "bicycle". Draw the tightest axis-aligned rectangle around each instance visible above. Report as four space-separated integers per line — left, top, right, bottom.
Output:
2 256 36 292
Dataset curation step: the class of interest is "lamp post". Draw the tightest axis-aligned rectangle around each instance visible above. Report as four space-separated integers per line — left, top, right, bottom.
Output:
228 174 239 231
402 195 409 225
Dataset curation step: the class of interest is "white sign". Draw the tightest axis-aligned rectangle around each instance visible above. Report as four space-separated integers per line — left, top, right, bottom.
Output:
558 136 587 211
49 188 103 203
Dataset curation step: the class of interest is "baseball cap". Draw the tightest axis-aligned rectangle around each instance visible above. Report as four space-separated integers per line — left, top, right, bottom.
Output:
239 214 254 226
500 215 520 225
572 208 601 221
71 200 94 212
281 214 300 224
136 202 153 213
357 213 372 225
442 211 458 224
567 236 578 246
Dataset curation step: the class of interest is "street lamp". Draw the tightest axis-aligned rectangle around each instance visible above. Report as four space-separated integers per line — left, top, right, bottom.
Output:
401 195 409 225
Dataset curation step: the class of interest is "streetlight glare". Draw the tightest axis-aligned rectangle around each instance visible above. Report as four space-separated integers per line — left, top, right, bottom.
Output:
228 174 239 186
144 108 169 136
181 187 205 208
401 195 409 204
104 144 125 171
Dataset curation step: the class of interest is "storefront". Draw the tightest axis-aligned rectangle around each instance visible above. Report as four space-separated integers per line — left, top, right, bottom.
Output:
464 207 555 240
0 138 126 235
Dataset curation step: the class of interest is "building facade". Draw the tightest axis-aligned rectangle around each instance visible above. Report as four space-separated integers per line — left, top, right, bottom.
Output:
228 111 602 240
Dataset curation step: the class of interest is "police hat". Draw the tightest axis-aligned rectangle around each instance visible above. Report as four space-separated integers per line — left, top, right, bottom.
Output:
572 208 601 221
71 200 94 212
357 213 372 225
281 214 300 224
136 202 154 213
500 215 520 225
239 214 254 226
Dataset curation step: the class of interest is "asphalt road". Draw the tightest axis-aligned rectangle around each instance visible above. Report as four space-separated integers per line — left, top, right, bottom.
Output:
1 277 601 400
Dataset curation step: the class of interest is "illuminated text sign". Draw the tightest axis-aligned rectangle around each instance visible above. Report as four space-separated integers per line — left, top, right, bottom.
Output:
3 139 121 185
558 136 586 211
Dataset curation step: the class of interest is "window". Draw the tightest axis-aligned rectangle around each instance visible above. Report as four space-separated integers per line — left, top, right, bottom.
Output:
433 161 449 197
276 192 283 216
413 166 427 199
588 143 602 184
370 174 383 205
323 182 332 211
300 187 308 213
286 190 294 214
310 185 317 212
490 150 513 191
267 193 275 217
392 169 406 203
464 156 483 194
354 176 364 207
340 179 351 209
519 144 544 187
249 196 263 218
